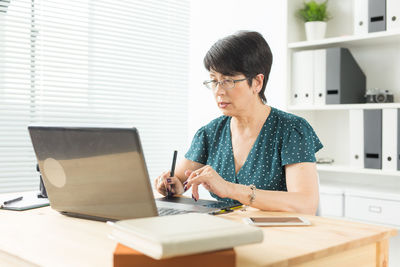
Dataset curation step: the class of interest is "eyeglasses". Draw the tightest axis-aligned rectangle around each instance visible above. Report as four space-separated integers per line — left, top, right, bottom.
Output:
202 78 249 90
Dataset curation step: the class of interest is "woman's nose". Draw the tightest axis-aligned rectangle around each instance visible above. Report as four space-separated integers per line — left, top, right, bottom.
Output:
214 83 225 95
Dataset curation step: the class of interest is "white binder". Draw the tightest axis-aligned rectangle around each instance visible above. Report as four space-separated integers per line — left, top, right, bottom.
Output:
349 109 364 168
291 50 314 106
354 0 368 35
291 51 301 106
387 0 400 30
313 49 326 106
382 109 398 171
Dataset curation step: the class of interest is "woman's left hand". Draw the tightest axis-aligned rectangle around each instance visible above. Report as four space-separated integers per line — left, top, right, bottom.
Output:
184 165 232 201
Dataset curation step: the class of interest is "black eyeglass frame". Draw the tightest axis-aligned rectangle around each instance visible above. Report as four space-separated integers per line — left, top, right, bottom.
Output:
202 78 249 90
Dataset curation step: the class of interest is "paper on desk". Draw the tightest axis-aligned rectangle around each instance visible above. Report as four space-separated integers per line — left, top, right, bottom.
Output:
0 191 49 211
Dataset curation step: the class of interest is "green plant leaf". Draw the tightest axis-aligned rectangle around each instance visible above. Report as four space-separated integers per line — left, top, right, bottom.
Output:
297 0 331 22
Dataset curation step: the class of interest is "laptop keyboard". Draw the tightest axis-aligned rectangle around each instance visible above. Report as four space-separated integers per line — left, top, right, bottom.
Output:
157 207 192 216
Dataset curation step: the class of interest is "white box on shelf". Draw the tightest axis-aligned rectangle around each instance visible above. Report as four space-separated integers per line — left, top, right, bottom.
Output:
382 108 398 171
349 109 364 168
354 0 369 35
319 186 344 217
291 50 314 106
387 0 400 30
345 194 400 227
313 49 326 105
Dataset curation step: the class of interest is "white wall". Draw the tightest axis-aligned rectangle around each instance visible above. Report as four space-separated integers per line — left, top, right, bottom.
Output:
184 1 287 199
187 0 288 144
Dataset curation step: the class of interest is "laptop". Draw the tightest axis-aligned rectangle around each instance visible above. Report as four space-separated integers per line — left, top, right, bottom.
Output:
28 126 239 221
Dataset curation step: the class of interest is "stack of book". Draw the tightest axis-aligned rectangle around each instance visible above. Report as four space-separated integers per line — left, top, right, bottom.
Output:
108 213 263 261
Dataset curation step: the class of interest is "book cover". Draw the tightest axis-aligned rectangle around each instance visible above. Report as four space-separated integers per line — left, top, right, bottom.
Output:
108 213 263 259
113 243 235 267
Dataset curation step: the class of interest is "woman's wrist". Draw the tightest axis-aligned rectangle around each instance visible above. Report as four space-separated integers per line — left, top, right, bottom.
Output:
222 180 236 199
222 181 256 206
227 183 253 205
224 181 246 203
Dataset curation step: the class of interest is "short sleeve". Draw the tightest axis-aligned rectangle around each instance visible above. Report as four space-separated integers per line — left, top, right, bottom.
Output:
281 118 323 166
185 127 208 164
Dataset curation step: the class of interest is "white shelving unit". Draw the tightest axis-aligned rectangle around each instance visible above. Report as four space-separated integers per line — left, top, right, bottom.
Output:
288 103 400 111
286 0 400 176
285 1 400 265
317 164 400 177
288 28 400 49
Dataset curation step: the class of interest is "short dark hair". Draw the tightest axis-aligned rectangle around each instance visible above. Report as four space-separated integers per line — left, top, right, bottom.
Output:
203 31 273 103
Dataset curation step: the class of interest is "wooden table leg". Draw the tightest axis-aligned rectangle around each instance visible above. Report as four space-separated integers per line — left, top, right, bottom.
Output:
376 239 389 267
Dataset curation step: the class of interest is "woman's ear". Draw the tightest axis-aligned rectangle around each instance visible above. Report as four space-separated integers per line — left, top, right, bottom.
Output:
253 74 264 93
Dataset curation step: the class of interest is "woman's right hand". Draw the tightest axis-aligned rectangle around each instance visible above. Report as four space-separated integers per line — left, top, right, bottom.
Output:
154 171 185 196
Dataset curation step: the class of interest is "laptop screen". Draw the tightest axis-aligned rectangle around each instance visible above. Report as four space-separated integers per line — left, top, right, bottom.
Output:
28 126 158 220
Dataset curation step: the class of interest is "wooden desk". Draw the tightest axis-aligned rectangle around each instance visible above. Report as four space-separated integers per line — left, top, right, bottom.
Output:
0 206 396 267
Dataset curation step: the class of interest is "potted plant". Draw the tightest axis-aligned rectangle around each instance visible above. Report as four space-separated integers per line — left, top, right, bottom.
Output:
298 0 331 41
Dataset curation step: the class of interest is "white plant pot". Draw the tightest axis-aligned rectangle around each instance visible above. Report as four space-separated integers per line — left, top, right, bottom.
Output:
305 21 327 41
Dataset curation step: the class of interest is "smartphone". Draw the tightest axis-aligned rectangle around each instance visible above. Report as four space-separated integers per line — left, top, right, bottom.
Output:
243 216 311 226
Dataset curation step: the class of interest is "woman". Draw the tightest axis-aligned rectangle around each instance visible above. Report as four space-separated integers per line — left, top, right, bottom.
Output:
155 31 323 215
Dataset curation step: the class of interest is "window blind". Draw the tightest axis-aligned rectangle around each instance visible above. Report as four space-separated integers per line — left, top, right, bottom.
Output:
0 0 190 193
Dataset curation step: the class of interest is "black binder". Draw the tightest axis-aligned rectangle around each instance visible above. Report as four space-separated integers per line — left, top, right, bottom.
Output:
325 48 366 105
364 109 382 169
368 0 386 33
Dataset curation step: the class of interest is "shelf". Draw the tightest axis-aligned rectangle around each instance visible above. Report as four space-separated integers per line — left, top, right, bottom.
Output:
317 164 400 177
288 29 400 50
287 103 400 111
320 179 400 199
320 178 400 202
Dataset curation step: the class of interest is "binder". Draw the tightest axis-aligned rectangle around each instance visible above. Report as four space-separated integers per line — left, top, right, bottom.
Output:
291 50 314 106
364 109 382 169
325 48 366 105
313 49 326 106
382 109 397 171
291 51 301 106
349 110 364 168
387 0 400 30
354 0 369 35
368 0 386 33
398 109 400 171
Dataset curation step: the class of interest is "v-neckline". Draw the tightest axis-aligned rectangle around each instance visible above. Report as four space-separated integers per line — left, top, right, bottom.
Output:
228 107 273 178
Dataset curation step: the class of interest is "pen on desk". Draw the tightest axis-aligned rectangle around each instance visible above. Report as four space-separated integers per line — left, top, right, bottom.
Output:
3 196 23 206
167 150 178 198
210 209 234 215
229 205 243 210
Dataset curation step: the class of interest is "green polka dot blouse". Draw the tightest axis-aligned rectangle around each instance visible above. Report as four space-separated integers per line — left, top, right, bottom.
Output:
185 107 323 204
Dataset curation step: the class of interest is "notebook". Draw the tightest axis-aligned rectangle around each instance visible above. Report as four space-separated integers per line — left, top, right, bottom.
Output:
28 126 238 221
0 191 49 211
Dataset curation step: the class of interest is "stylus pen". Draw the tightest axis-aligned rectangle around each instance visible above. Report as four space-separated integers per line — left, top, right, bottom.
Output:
170 150 178 177
2 196 23 206
167 150 178 197
210 209 234 215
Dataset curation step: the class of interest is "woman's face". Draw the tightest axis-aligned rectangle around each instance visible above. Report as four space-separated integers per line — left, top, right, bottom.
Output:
209 71 261 117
